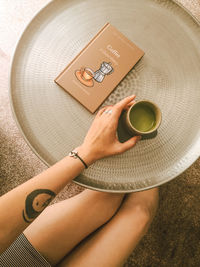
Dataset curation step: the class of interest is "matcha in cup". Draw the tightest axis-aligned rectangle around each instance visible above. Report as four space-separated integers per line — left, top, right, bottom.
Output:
122 100 162 136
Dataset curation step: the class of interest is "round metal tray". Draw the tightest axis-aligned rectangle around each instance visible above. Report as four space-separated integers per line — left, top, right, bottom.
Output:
10 0 200 192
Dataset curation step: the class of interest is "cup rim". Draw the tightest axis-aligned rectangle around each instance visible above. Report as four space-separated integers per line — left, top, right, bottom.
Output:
82 68 93 81
127 100 162 134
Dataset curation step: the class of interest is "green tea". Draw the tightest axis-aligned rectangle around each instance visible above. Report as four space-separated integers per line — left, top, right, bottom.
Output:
129 103 156 132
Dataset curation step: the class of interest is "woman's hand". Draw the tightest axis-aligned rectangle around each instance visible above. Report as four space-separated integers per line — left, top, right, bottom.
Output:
77 95 141 165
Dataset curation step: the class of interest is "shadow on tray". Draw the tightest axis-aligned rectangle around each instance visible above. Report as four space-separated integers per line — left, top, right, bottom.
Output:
117 112 158 143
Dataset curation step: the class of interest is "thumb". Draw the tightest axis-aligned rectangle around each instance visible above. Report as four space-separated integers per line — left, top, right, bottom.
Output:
118 135 141 153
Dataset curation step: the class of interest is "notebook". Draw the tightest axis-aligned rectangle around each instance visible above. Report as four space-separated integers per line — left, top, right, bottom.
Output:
55 22 144 113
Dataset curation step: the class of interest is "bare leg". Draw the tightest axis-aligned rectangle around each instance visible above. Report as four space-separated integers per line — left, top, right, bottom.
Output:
23 189 124 266
58 188 159 267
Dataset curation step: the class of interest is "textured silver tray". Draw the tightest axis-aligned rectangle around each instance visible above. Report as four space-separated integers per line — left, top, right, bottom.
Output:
10 0 200 192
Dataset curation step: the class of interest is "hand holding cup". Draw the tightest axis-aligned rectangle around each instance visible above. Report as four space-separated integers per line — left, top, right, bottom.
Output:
76 95 141 165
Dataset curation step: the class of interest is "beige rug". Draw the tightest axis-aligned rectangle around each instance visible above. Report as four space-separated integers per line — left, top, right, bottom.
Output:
0 0 200 266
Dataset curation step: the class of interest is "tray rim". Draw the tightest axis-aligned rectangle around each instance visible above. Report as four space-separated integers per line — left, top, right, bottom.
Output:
9 0 200 193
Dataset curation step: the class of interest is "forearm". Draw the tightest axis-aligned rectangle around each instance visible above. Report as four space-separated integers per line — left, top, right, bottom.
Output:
0 95 139 253
0 146 94 253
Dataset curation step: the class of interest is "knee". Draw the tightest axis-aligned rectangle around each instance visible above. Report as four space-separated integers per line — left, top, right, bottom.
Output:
117 203 154 237
105 192 125 214
92 191 125 220
122 188 159 224
145 187 159 220
131 203 154 227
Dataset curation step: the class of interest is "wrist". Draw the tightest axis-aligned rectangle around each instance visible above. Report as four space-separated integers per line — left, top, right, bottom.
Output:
75 145 97 167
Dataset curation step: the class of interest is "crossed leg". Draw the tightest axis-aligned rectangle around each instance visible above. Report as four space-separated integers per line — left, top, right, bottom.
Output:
24 188 158 267
58 188 159 267
23 189 125 265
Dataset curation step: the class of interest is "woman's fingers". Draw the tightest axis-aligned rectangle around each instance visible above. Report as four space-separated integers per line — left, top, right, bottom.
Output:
117 135 141 154
97 95 135 118
97 107 107 117
124 100 136 111
97 105 113 117
114 95 136 115
127 100 135 106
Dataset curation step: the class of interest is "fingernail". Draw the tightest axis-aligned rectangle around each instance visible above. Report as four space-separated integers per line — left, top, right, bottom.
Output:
128 94 135 98
137 135 142 141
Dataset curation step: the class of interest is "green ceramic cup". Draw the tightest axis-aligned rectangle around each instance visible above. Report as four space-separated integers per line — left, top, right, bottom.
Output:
122 100 162 136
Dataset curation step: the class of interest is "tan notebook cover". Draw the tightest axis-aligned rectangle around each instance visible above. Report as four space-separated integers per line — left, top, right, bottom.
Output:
55 22 144 113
